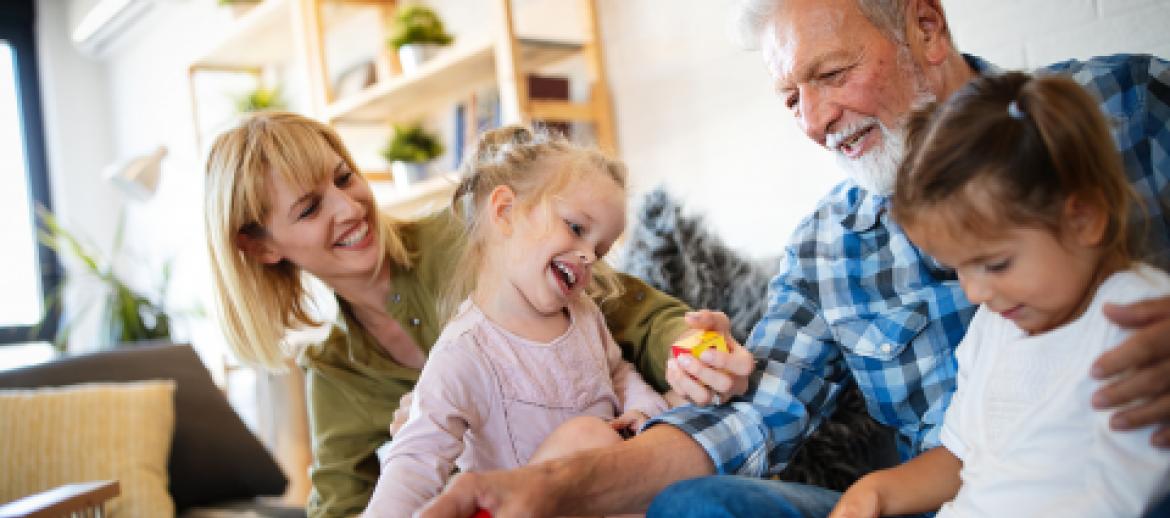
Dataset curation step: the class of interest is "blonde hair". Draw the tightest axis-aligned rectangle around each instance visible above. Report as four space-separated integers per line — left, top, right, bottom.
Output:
204 112 412 370
444 125 627 320
893 72 1139 267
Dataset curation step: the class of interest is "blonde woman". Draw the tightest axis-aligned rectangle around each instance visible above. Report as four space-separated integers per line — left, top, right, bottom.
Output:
203 112 751 518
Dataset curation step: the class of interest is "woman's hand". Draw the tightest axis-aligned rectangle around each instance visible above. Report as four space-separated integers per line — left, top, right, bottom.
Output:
1097 298 1170 447
389 391 413 436
664 310 754 406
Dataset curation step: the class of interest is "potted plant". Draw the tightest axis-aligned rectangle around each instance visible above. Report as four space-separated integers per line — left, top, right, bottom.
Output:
382 124 445 188
235 85 286 113
36 208 174 350
388 4 454 74
218 0 261 18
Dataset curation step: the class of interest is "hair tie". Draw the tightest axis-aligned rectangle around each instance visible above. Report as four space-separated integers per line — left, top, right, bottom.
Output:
1007 100 1025 120
459 191 475 224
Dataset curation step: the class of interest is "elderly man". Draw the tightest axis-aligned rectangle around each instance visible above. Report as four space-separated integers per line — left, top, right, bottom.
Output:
419 0 1170 516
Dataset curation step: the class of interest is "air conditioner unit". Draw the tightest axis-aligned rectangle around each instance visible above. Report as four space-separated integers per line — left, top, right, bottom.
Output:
70 0 156 58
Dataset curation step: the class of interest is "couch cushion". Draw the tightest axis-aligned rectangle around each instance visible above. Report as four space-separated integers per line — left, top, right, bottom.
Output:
0 343 288 510
0 380 176 516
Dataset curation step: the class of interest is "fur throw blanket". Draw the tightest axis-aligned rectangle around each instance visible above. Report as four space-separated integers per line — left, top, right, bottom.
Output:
618 188 898 490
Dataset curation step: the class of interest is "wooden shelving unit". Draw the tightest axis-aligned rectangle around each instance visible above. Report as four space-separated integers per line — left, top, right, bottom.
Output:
326 37 580 124
188 0 616 218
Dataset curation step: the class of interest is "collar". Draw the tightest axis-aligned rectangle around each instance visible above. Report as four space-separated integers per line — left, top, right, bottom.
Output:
838 182 889 233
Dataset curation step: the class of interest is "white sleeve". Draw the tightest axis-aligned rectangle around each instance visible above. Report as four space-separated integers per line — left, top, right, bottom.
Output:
939 306 992 462
364 341 493 517
1086 326 1170 515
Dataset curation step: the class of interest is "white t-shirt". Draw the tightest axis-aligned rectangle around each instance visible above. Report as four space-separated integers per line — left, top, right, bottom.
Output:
938 264 1170 517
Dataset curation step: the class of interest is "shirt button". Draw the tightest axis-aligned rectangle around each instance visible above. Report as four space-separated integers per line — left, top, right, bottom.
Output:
880 343 893 354
411 318 421 327
393 293 401 303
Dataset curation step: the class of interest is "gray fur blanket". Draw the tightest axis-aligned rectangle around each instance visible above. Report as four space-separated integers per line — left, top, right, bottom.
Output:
619 188 898 490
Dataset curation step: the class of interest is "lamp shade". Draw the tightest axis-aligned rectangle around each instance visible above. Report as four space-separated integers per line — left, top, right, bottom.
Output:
104 146 166 201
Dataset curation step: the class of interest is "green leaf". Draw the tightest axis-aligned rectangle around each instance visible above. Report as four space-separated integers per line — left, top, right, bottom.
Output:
388 4 454 50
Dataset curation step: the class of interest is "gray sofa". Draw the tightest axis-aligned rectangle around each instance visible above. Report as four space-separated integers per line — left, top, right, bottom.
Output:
0 342 301 517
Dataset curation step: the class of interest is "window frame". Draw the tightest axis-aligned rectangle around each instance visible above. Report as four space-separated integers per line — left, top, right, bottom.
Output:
0 0 61 345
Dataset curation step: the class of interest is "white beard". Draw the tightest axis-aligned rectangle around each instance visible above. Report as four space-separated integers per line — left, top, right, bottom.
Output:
831 57 936 196
831 119 908 196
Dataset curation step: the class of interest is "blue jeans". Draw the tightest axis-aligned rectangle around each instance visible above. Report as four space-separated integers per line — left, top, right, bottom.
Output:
647 476 842 518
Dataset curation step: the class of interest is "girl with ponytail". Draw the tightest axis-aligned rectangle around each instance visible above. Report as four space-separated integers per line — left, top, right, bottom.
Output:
830 72 1170 517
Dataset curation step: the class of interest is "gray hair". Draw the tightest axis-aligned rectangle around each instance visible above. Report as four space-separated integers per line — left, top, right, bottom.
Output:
732 0 909 49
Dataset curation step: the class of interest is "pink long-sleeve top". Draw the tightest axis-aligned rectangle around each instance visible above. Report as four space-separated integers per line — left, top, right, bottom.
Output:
365 298 668 516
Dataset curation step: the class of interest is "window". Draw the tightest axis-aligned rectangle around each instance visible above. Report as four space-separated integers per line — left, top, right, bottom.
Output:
0 1 60 346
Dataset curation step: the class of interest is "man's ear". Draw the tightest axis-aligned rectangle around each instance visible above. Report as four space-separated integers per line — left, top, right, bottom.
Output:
907 0 951 65
487 184 516 237
1064 195 1109 248
235 231 283 265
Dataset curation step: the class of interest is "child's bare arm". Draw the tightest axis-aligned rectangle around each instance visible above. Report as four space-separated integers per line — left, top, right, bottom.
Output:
830 446 962 518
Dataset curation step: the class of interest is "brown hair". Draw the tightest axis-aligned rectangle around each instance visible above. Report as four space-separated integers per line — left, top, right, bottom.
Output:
444 125 627 320
204 111 412 370
892 71 1138 265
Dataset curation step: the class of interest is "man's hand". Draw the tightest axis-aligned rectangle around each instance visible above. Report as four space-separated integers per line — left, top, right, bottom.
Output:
1097 298 1170 447
417 465 559 518
665 310 755 406
390 391 413 436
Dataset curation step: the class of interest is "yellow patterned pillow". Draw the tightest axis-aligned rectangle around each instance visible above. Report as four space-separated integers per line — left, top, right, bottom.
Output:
0 380 176 517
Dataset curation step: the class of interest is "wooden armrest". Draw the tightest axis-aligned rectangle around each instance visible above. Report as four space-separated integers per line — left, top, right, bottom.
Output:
0 480 120 518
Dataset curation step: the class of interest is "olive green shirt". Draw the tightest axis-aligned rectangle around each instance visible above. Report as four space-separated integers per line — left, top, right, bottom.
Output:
298 210 690 518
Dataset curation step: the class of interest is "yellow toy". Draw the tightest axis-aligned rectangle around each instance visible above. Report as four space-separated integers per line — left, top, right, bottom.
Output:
671 330 729 359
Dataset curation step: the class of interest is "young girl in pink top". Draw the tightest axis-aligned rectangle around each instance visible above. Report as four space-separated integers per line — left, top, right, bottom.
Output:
365 126 668 515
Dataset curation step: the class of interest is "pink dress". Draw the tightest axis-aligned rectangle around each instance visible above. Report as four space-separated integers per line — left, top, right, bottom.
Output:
365 298 668 515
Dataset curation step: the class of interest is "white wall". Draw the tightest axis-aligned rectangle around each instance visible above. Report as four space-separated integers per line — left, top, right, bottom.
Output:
35 0 1170 362
601 0 1170 259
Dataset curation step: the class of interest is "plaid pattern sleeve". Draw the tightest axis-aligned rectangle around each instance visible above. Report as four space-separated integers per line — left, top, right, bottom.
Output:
647 185 976 476
1042 54 1170 270
646 53 1170 478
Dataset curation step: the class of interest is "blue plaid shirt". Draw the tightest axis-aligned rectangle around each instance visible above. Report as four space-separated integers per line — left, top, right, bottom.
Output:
648 53 1170 477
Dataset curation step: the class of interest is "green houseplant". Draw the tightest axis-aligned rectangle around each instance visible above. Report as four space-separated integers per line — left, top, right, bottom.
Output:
235 86 286 113
37 208 172 350
389 4 454 74
382 124 445 188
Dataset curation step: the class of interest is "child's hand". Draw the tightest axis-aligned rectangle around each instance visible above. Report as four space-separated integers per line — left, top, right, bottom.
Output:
609 410 650 437
829 480 882 518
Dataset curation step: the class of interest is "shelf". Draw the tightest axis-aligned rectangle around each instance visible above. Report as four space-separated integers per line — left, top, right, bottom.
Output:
374 173 459 219
191 0 377 71
326 37 581 124
191 0 297 71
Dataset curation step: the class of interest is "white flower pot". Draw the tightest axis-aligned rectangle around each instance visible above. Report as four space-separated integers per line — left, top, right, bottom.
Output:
397 44 443 75
392 161 430 189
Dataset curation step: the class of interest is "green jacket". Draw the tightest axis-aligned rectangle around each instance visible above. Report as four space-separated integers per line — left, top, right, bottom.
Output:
298 210 690 518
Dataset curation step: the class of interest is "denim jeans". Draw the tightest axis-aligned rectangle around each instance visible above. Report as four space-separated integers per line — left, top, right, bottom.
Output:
647 476 842 518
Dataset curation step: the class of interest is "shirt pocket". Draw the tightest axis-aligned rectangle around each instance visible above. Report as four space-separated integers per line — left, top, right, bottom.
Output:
832 301 931 361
